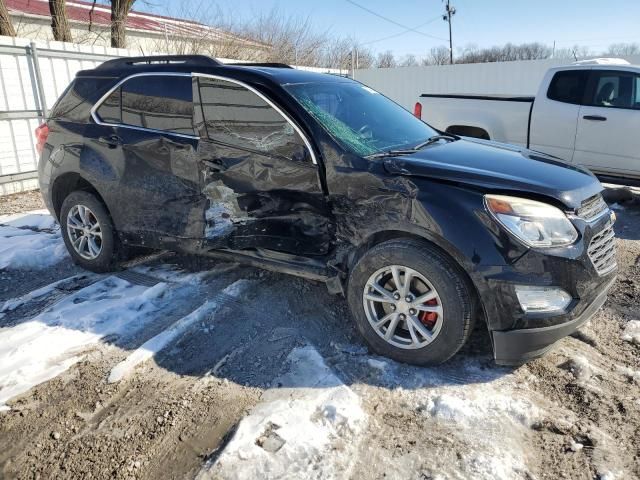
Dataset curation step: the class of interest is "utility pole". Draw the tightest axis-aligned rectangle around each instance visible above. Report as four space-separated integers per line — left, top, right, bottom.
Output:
442 0 456 64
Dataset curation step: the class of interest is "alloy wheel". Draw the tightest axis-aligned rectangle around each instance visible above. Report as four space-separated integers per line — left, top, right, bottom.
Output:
66 204 103 260
362 265 444 349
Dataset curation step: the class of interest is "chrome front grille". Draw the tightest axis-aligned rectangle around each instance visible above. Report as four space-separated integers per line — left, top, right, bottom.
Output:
587 222 617 275
577 194 608 222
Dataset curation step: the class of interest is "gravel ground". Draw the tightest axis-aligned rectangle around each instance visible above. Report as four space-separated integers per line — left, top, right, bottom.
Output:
0 188 639 480
0 190 46 216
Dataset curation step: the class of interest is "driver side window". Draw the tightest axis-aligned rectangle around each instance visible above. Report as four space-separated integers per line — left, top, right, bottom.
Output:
587 71 640 110
197 77 312 163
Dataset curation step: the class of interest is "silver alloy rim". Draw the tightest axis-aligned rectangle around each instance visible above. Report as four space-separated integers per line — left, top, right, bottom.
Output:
362 265 444 349
66 204 103 260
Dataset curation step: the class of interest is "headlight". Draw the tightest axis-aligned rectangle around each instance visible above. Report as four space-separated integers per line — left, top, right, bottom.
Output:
485 194 578 247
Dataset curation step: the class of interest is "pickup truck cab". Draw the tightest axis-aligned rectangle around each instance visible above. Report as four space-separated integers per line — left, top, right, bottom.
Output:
38 55 616 367
417 59 640 184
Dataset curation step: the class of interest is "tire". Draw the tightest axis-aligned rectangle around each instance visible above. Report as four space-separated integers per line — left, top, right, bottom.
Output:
347 238 475 365
60 191 120 273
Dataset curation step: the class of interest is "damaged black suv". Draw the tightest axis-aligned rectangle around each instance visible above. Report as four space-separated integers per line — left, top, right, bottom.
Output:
38 55 617 366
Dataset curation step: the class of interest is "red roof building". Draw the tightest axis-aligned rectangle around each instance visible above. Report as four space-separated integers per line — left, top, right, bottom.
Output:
5 0 266 53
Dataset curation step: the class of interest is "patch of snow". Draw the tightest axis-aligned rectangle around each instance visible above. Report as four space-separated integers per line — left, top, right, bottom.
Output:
423 389 538 428
0 210 57 230
221 279 251 298
0 271 201 410
565 355 594 382
570 440 584 452
199 346 367 480
367 358 387 370
621 320 640 345
616 365 640 384
107 279 251 383
373 358 539 480
108 300 219 383
0 274 94 313
0 222 67 269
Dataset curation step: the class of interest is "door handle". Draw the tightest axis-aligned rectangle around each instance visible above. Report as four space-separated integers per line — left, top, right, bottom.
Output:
98 134 122 148
583 115 607 121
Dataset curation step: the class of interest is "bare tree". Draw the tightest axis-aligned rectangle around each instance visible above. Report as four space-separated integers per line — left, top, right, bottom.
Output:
0 0 16 37
400 54 418 67
423 45 450 65
49 0 72 42
456 42 552 64
607 42 640 56
110 0 135 48
376 50 396 68
554 44 591 60
354 48 374 69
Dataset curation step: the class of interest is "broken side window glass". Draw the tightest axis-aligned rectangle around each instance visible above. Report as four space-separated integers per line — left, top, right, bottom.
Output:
198 77 310 163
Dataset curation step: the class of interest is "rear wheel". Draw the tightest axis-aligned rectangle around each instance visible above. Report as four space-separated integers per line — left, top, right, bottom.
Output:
60 191 120 272
347 238 475 365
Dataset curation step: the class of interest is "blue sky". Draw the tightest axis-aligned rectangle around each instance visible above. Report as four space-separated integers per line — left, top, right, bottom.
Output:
141 0 640 58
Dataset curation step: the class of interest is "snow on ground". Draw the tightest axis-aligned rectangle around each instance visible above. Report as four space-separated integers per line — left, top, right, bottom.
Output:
108 279 252 383
200 346 367 480
0 269 203 410
0 273 95 313
621 320 640 344
367 358 540 480
0 210 67 270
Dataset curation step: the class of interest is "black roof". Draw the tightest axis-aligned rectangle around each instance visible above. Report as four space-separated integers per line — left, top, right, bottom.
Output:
78 55 350 85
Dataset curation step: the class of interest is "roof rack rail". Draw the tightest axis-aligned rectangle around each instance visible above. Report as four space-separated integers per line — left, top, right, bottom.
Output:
96 55 222 70
228 62 293 69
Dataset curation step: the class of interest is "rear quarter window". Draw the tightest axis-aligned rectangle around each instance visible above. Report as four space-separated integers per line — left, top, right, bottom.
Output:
50 77 118 122
547 70 589 105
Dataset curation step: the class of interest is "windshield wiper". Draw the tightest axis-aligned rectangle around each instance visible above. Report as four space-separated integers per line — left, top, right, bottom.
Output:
367 149 420 159
413 134 457 150
367 134 458 159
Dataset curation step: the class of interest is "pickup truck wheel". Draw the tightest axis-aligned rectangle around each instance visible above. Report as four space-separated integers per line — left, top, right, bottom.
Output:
347 238 475 365
60 191 119 273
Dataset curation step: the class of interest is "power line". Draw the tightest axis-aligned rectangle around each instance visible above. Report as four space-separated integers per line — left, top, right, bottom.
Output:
360 15 443 46
345 0 448 42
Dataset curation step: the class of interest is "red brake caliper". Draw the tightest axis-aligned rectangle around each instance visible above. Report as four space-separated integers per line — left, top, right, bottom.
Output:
419 298 438 328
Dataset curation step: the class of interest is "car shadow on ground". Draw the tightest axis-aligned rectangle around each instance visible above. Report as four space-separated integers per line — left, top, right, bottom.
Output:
0 251 511 400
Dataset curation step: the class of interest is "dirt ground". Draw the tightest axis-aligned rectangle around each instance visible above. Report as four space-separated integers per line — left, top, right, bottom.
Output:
0 190 45 216
0 188 639 480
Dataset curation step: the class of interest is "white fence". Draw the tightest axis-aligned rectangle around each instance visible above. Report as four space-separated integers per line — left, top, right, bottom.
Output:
354 55 640 111
0 35 346 196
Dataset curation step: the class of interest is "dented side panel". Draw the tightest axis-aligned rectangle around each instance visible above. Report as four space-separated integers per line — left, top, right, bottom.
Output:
81 124 204 240
197 140 332 255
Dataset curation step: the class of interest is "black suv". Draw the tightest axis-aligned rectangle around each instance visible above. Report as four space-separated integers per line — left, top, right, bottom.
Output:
37 55 617 366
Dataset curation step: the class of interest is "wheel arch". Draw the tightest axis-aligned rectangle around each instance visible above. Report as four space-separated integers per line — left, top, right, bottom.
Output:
445 125 491 140
346 229 489 326
51 173 110 221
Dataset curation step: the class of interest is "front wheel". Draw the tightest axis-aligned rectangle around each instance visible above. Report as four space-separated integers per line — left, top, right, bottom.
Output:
60 191 120 273
347 238 475 365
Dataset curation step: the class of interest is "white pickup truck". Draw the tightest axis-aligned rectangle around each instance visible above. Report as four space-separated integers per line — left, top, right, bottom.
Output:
415 59 640 184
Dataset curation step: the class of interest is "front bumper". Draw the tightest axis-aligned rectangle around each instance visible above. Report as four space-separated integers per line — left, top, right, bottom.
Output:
492 276 615 365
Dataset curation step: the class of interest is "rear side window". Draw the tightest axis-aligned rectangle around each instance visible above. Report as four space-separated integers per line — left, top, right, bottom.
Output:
96 89 120 124
51 77 117 122
95 75 195 135
547 70 589 105
198 77 310 163
585 71 640 109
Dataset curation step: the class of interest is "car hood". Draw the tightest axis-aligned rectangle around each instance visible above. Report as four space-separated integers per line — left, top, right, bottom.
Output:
383 138 602 209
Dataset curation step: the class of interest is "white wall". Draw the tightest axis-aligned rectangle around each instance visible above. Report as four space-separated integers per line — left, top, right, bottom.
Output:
355 56 640 111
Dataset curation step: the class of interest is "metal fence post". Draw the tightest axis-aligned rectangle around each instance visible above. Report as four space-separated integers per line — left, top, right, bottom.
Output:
28 41 48 119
